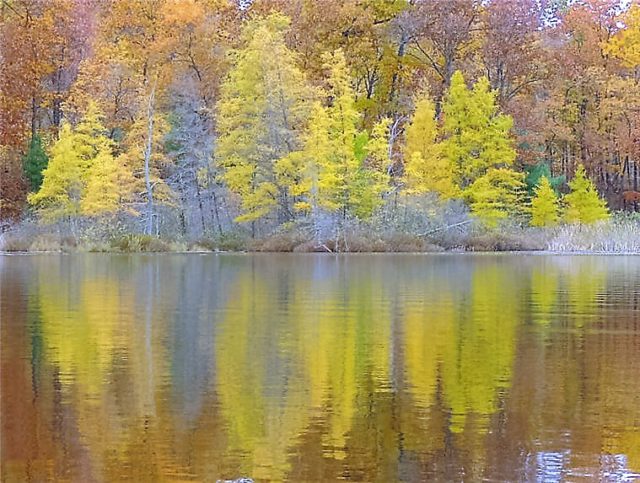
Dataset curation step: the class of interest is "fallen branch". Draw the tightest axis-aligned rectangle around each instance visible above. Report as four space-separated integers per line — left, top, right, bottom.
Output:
418 220 472 237
315 243 333 253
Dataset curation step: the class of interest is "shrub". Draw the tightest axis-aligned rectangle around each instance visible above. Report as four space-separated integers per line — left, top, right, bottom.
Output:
0 232 78 252
190 238 217 251
215 231 247 251
0 233 33 251
382 232 435 252
86 241 111 252
465 230 548 251
110 234 171 252
251 231 307 252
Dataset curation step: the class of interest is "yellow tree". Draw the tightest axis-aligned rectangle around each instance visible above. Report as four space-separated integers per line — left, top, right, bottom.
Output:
606 5 640 67
320 49 364 218
465 168 525 228
564 164 609 224
28 103 121 221
403 89 457 197
530 175 559 227
77 103 134 217
439 71 521 224
274 102 330 216
27 122 84 222
117 110 172 218
442 71 516 188
289 49 389 221
355 117 391 218
217 14 313 226
279 49 394 224
81 147 133 216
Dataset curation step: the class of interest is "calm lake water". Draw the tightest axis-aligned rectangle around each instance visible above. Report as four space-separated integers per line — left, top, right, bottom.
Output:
1 253 640 482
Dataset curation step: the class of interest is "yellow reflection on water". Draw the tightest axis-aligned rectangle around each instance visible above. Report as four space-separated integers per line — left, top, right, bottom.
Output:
1 254 639 481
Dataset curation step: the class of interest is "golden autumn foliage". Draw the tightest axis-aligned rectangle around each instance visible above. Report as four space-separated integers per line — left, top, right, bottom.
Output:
564 164 609 224
1 0 637 237
403 89 456 197
28 103 132 220
530 176 560 227
216 14 312 223
607 5 640 67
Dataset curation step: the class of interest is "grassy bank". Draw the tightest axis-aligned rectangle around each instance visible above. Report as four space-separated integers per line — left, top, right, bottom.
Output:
0 225 245 253
2 215 639 254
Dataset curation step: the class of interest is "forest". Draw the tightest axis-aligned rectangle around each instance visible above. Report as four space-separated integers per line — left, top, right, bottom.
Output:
1 0 639 252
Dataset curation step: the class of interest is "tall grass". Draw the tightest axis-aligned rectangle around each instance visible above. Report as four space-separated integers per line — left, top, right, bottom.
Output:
548 218 640 253
0 223 76 252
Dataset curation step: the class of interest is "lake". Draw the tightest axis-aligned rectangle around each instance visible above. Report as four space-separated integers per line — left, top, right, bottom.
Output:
1 253 640 481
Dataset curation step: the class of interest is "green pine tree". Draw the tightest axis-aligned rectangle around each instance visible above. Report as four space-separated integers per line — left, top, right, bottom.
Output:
524 162 564 196
564 165 609 224
23 134 49 192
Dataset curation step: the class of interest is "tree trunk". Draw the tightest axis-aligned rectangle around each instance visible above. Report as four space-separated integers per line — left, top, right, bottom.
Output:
193 168 206 235
31 95 37 142
388 30 408 108
206 166 223 235
144 82 157 235
634 159 639 212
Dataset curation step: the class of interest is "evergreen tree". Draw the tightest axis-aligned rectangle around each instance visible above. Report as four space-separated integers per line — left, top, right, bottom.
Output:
320 49 364 218
564 165 609 224
28 103 126 221
530 176 559 227
403 90 457 197
442 71 516 189
280 50 390 220
466 168 524 228
217 14 312 225
524 162 564 197
81 146 132 216
28 123 84 221
23 135 49 192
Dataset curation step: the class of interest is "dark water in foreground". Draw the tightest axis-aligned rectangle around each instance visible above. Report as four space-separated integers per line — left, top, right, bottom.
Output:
1 254 640 482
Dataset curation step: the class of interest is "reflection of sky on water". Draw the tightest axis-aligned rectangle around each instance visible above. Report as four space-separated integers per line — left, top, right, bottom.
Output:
533 451 640 482
170 258 221 426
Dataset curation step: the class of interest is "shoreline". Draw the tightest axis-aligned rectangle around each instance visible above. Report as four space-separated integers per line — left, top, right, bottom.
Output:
2 249 639 256
2 214 639 256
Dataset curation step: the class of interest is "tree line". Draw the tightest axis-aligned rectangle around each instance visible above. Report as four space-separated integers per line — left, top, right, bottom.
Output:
1 0 637 238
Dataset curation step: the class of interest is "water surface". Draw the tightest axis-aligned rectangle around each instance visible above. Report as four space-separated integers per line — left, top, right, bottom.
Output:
1 254 640 481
